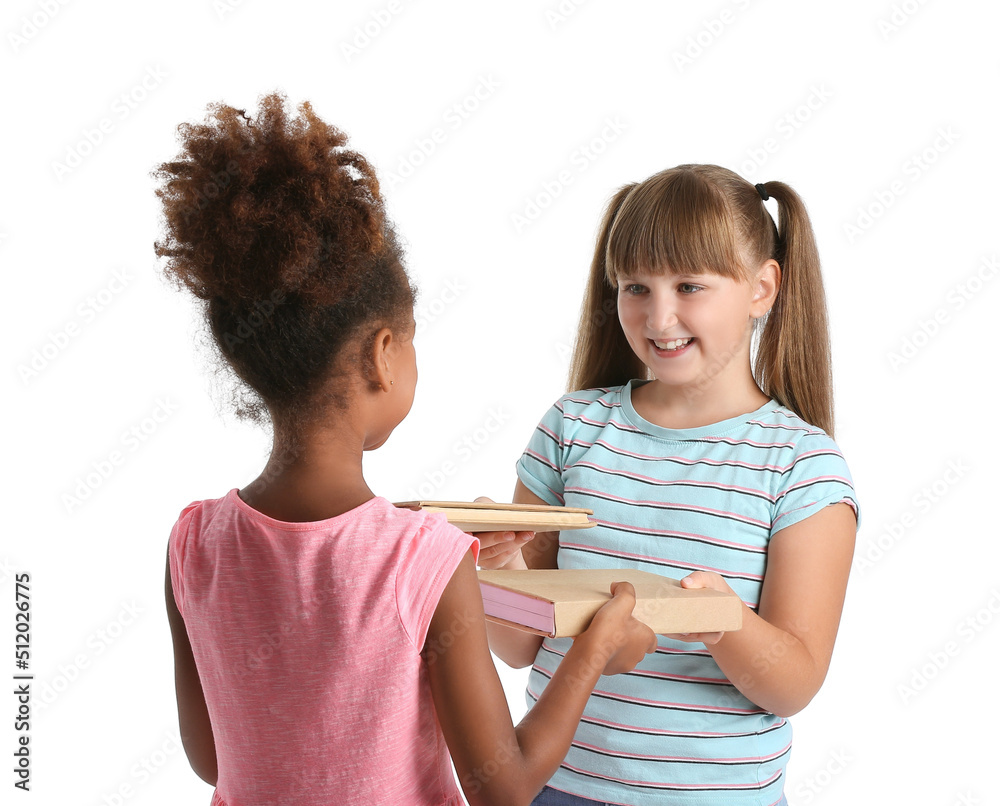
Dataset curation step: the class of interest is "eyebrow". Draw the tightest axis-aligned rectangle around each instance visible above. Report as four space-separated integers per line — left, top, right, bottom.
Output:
620 272 704 282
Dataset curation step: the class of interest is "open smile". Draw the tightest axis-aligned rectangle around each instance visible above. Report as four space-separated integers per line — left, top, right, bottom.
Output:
650 337 694 353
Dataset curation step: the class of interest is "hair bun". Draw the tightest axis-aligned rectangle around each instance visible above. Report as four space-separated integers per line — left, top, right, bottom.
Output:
154 92 390 306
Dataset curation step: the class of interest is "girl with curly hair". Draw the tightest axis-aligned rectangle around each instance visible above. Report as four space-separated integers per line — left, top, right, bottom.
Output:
156 93 656 806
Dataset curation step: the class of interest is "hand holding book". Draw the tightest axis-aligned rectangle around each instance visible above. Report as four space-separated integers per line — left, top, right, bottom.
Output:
587 580 660 675
468 496 533 570
475 528 534 570
393 496 593 570
479 568 744 638
662 570 741 646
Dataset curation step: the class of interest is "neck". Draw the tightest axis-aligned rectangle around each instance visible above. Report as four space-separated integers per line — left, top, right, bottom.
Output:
634 358 768 430
239 418 375 523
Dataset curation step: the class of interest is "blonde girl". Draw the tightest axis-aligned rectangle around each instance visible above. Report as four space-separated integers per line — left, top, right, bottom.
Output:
483 165 859 806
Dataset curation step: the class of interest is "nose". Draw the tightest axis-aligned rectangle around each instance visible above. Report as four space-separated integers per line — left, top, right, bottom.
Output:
647 295 678 333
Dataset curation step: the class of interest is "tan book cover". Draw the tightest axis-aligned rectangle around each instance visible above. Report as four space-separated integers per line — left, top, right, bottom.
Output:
393 500 595 533
478 568 744 637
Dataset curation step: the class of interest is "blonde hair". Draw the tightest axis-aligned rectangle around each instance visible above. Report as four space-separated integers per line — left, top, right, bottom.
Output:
567 164 835 435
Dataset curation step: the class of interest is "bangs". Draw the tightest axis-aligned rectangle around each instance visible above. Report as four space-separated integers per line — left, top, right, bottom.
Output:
605 168 748 284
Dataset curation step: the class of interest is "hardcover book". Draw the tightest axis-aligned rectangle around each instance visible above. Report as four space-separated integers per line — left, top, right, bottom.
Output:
478 568 744 637
393 500 595 533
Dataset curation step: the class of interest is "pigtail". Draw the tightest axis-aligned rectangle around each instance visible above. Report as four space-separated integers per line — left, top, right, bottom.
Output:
753 181 834 436
567 184 648 392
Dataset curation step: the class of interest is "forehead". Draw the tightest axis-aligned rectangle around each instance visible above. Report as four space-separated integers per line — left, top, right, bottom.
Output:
605 180 753 285
616 263 728 281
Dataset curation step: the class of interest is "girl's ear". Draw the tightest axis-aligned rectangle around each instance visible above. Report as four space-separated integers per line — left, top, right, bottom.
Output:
751 260 781 319
369 327 395 392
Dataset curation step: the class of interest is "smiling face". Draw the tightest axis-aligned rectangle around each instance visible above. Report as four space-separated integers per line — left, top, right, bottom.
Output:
616 264 778 403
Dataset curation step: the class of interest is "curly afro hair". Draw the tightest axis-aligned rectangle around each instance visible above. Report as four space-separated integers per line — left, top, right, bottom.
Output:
154 92 415 429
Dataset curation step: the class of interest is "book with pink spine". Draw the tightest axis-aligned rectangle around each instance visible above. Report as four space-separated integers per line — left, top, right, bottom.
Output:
478 568 744 638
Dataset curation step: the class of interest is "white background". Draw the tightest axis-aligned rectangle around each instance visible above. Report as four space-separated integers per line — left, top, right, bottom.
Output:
3 1 998 804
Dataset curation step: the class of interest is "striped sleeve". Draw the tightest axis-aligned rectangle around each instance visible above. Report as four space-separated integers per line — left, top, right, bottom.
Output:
516 398 568 506
771 430 860 535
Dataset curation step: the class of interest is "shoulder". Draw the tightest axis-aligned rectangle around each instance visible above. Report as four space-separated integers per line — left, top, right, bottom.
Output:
755 405 858 502
168 491 233 546
167 492 234 608
753 407 860 529
376 499 480 563
383 501 479 649
560 385 625 408
747 404 850 462
551 385 629 425
375 497 451 533
524 386 632 451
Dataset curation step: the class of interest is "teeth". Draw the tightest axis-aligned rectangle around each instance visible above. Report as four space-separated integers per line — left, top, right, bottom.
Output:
653 338 692 351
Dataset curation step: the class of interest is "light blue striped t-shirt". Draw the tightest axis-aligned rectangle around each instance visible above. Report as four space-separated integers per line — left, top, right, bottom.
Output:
515 381 858 806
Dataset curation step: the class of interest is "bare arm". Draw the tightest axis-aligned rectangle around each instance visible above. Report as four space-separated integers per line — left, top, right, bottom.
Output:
673 503 857 717
426 550 655 805
483 480 561 668
164 553 218 785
